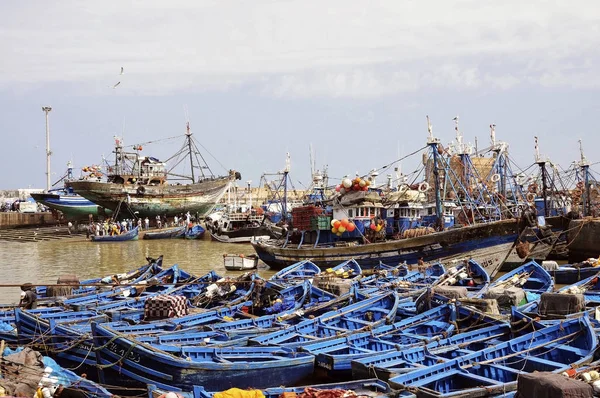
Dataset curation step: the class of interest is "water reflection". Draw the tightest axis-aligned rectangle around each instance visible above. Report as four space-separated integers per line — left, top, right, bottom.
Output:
0 238 273 304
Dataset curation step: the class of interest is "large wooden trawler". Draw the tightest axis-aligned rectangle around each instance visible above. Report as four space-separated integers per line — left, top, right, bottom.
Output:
67 123 239 218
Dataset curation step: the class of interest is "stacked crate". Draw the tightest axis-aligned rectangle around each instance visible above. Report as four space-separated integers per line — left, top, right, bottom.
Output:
292 206 323 230
310 215 332 230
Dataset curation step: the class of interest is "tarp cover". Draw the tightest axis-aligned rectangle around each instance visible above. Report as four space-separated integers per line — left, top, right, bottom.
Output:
516 372 593 398
433 285 468 300
144 294 188 320
484 286 526 307
539 293 585 316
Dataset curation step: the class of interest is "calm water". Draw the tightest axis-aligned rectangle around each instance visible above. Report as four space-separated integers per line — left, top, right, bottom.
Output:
0 237 275 304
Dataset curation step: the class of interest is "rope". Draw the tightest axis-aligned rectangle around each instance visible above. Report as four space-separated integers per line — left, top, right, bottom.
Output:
96 341 137 369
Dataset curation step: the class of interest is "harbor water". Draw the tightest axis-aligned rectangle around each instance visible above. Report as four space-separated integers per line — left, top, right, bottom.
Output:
0 237 275 305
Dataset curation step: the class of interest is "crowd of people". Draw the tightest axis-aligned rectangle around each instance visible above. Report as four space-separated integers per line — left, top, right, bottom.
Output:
85 212 196 238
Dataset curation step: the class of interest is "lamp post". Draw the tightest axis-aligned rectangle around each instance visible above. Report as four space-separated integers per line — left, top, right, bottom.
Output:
42 106 52 192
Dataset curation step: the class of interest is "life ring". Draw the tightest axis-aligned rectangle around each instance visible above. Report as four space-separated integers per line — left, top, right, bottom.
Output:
491 174 500 183
573 189 582 197
137 186 145 195
526 192 535 202
527 183 538 193
577 181 585 189
418 182 430 192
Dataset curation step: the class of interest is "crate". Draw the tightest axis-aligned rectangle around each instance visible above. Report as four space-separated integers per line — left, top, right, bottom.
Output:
310 216 332 230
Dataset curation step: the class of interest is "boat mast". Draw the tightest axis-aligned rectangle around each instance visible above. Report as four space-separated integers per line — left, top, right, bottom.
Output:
427 116 444 230
490 124 507 198
42 106 52 192
534 136 549 217
282 153 290 221
579 139 591 216
186 122 195 183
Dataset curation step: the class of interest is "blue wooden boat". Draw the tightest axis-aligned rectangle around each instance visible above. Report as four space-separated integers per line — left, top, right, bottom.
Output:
326 258 363 279
559 272 600 301
248 291 400 348
91 322 315 391
143 226 186 240
91 226 139 242
476 260 554 307
547 263 600 285
387 314 596 397
184 224 205 239
303 303 512 374
359 263 445 295
15 308 109 346
431 259 490 296
350 309 545 382
148 379 392 398
36 255 164 298
521 272 600 316
269 260 322 286
38 302 252 371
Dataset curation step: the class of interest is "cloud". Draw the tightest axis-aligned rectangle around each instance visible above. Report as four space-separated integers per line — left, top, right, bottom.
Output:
1 0 599 97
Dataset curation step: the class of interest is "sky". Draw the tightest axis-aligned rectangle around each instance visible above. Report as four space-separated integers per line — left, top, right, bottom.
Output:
1 0 599 191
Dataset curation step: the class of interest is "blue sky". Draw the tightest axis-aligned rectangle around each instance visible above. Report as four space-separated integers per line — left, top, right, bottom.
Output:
1 1 599 190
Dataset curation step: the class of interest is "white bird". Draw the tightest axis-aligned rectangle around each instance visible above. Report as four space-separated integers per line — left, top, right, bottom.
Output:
112 82 121 89
120 67 124 75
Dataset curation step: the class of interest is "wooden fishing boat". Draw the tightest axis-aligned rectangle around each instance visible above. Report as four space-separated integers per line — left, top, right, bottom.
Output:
248 291 400 348
67 132 237 218
252 219 524 276
143 226 186 240
387 314 596 397
546 262 600 285
36 255 164 298
303 303 509 374
223 254 259 271
91 226 139 242
184 225 205 239
91 322 315 391
475 260 554 309
269 260 322 285
431 259 490 295
148 379 392 398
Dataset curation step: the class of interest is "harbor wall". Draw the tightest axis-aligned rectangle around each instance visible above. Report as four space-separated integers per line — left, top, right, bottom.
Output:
0 212 58 229
567 218 600 262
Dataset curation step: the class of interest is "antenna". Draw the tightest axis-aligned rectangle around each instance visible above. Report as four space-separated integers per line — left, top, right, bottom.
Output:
579 139 588 166
426 115 433 139
42 106 52 192
453 115 463 153
534 136 540 163
284 153 291 173
490 124 496 146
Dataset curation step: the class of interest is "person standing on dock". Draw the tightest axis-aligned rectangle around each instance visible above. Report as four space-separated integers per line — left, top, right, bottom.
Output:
137 218 142 230
156 215 162 229
144 217 150 230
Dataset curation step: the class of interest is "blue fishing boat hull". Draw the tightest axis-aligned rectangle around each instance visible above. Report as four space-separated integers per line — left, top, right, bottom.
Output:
143 226 186 240
92 227 139 242
252 219 523 277
549 266 600 285
91 322 315 391
185 225 205 239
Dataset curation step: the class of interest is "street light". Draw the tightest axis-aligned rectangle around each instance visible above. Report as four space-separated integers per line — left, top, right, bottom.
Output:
42 106 52 192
